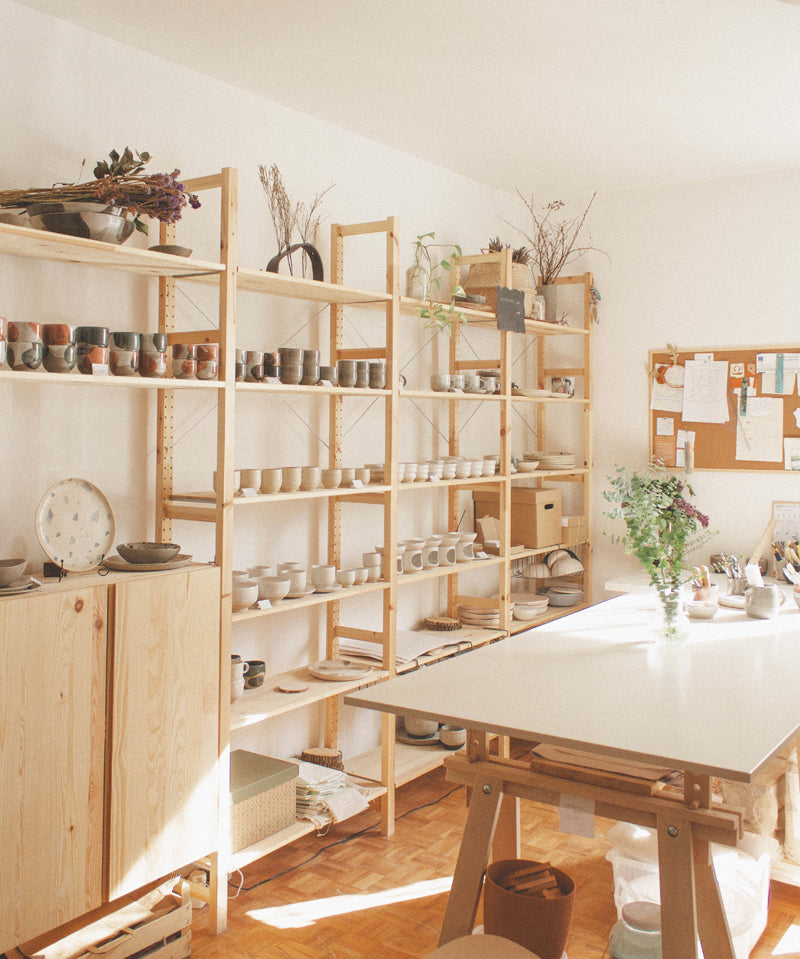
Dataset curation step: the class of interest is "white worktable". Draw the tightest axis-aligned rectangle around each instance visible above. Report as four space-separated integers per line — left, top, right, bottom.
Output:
347 587 800 958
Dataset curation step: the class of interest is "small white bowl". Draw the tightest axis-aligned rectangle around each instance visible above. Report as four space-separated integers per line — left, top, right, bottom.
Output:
336 568 356 587
404 716 438 738
0 558 27 587
257 576 291 602
232 581 259 611
353 567 369 585
439 725 466 749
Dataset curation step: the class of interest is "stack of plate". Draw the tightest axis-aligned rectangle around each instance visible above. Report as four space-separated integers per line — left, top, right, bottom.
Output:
459 600 514 628
525 451 575 470
511 591 550 622
0 576 41 596
540 583 584 606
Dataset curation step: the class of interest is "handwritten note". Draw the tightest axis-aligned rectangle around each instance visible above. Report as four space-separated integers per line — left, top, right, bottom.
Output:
681 360 729 423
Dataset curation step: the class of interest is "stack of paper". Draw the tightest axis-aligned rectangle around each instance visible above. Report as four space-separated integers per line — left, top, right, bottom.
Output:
337 630 471 666
295 760 369 826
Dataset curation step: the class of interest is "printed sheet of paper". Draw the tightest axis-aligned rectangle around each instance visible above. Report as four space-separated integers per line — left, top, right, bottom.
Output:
736 397 784 461
762 371 797 395
656 417 674 436
650 380 684 413
675 430 696 468
756 352 800 373
775 502 800 539
784 439 800 471
681 360 729 423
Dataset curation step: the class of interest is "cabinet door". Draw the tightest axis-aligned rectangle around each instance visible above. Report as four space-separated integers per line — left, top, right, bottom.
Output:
0 587 106 952
107 567 220 899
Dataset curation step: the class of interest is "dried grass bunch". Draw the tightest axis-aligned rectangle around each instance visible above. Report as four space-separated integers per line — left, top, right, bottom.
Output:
258 163 333 276
504 191 604 285
0 148 200 235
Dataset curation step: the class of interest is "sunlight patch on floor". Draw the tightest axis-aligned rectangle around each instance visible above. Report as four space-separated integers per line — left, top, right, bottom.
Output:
246 876 453 929
773 922 800 955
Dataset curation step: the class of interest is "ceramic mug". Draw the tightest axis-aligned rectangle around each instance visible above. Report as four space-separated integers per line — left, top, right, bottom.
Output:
244 660 266 689
744 584 785 619
311 564 336 590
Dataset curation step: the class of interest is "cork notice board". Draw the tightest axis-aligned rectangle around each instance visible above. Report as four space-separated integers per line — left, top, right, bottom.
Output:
648 345 800 472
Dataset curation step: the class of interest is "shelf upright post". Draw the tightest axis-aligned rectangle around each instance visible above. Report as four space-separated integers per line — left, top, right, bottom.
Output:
381 216 400 835
497 246 513 635
581 272 594 600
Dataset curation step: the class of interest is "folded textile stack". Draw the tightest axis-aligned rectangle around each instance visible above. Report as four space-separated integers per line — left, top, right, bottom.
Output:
295 760 369 828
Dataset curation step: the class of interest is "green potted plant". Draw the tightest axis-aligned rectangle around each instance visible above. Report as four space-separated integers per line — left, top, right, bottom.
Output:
410 232 466 332
603 464 713 642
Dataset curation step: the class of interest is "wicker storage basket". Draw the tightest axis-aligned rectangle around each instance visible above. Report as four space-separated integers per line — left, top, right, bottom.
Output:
463 261 538 315
230 750 298 852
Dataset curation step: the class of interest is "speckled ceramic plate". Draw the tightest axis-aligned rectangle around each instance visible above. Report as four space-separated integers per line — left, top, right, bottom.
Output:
35 478 115 572
309 659 373 682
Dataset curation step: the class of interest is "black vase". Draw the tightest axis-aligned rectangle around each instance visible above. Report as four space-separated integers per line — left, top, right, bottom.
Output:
266 243 324 282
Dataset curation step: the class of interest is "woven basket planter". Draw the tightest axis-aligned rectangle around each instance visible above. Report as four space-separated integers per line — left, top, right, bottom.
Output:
463 262 537 315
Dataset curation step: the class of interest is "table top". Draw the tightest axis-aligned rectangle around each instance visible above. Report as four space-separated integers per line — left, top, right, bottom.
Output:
347 588 800 782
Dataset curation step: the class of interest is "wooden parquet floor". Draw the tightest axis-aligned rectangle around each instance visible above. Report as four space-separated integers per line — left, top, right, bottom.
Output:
190 766 800 959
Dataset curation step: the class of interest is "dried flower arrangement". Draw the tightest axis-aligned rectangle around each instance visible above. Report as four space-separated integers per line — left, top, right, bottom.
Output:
503 192 605 285
258 163 334 277
485 236 532 265
0 148 201 235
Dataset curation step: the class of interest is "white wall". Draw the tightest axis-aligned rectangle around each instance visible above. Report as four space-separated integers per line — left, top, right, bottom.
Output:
0 0 530 762
590 170 800 594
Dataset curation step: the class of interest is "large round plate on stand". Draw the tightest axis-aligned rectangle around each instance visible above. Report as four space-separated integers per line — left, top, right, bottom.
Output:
35 478 115 572
309 659 373 682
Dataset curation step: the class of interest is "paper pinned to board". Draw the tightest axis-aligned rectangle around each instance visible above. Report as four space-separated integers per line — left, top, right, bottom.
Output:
650 380 684 413
681 360 729 423
736 396 784 461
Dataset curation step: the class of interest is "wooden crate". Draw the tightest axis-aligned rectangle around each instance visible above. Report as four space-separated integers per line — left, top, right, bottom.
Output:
11 883 191 959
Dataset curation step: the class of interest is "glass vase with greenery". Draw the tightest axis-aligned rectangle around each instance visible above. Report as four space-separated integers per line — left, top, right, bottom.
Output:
603 465 712 641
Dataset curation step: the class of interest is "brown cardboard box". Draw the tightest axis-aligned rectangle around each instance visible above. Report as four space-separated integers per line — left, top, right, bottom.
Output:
561 515 588 547
473 488 562 549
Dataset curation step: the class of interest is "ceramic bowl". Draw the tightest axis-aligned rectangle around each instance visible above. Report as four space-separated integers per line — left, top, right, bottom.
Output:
404 716 438 738
74 326 109 348
117 542 181 564
144 333 168 352
300 365 320 385
513 605 546 622
257 576 291 602
110 331 141 351
687 601 717 620
196 359 218 380
322 468 342 489
197 343 219 362
77 344 109 374
9 321 43 343
139 351 167 377
9 340 44 371
0 558 27 587
439 725 466 749
110 348 139 376
232 581 259 611
172 358 196 379
43 323 75 346
43 343 78 373
279 364 303 385
336 568 356 587
353 567 369 585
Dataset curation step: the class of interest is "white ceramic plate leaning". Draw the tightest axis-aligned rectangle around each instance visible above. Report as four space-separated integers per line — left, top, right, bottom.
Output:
513 388 552 398
309 659 373 682
0 576 42 595
35 478 115 572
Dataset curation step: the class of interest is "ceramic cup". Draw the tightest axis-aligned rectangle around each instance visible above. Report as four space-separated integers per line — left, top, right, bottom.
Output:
463 373 481 393
74 326 109 348
244 660 266 689
430 372 451 392
337 360 357 389
196 355 218 380
77 343 109 375
197 343 219 363
369 361 386 389
172 357 196 379
301 466 322 490
279 347 303 365
248 565 275 579
239 468 261 491
245 350 264 382
110 331 141 352
362 551 382 568
281 467 302 492
171 342 197 361
341 467 356 486
258 576 291 602
145 333 168 353
336 568 356 587
355 467 371 486
355 360 370 388
43 323 75 347
353 567 369 585
263 351 280 378
287 568 308 593
322 468 342 489
745 584 786 620
260 469 282 494
450 373 465 390
319 365 337 385
480 376 497 394
300 364 320 386
279 364 302 385
311 564 336 590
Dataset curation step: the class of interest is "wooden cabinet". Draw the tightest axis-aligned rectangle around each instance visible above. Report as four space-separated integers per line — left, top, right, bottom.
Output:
107 567 220 899
0 586 106 949
0 568 220 953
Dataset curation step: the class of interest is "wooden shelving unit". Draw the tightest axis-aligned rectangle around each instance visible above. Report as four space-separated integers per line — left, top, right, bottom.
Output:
0 171 594 940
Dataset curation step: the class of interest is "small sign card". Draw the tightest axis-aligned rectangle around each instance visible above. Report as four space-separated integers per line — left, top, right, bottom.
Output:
495 286 526 332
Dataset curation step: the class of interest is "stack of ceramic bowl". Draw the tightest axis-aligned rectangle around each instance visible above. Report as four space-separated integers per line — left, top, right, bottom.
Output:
140 333 168 377
8 321 44 371
171 343 196 379
458 599 514 629
511 591 550 622
196 343 219 380
264 351 280 378
43 323 77 373
301 349 319 385
528 451 576 470
540 582 584 606
109 331 140 376
337 358 357 387
546 548 584 578
75 325 109 375
279 347 303 384
365 463 385 484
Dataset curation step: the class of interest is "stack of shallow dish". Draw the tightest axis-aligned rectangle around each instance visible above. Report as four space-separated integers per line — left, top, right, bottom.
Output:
511 591 550 622
526 451 575 470
540 583 584 606
458 600 514 629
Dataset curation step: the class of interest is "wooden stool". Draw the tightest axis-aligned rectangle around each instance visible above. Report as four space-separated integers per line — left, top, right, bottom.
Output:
424 934 540 958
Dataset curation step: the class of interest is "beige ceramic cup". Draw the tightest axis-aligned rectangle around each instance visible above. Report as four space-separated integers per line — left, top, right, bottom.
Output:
286 568 307 593
355 467 371 485
353 567 369 585
311 564 336 590
431 372 450 392
301 466 322 490
260 469 282 494
240 468 261 490
281 467 302 492
336 568 356 587
340 467 356 486
322 468 341 489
